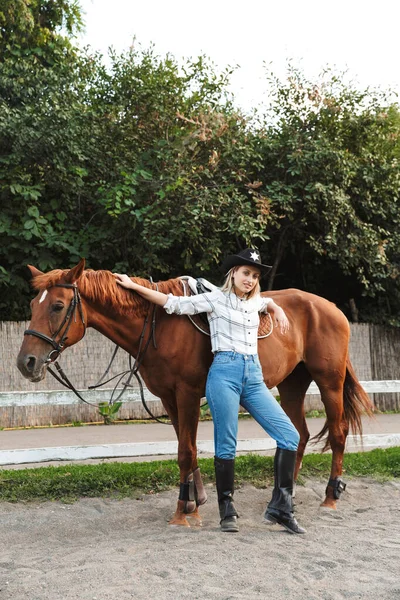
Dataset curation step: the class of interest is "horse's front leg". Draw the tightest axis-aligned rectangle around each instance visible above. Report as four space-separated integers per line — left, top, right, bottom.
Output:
169 390 207 527
170 469 206 528
170 449 208 527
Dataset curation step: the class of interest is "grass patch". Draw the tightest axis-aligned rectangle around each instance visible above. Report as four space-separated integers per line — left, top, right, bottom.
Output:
0 448 399 503
305 409 326 418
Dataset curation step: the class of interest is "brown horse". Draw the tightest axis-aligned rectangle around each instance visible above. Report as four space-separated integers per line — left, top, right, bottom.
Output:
17 259 373 525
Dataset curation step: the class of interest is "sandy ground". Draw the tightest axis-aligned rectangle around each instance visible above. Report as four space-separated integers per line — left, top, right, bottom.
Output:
0 477 399 600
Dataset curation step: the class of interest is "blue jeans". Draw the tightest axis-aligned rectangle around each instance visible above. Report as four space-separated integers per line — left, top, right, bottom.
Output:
206 351 300 460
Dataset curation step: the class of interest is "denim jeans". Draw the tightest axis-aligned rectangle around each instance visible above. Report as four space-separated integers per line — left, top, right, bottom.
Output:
205 351 300 460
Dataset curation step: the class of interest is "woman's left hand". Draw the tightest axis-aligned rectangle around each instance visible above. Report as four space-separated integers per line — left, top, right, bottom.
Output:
273 307 290 335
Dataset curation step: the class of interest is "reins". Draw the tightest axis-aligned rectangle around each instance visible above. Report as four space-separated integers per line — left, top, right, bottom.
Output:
88 289 171 424
24 281 171 423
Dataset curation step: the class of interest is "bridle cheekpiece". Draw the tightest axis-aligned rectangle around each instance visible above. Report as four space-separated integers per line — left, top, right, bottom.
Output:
24 283 86 364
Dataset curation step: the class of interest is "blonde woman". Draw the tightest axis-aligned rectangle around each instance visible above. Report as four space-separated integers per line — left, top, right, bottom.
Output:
115 248 305 534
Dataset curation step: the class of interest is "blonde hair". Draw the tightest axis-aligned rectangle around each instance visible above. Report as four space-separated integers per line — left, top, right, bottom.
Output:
221 267 261 300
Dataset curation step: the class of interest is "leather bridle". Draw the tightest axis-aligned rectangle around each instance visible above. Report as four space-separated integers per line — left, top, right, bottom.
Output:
24 283 86 364
23 280 170 421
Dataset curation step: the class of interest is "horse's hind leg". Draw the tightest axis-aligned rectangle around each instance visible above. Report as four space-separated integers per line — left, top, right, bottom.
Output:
311 374 348 510
277 363 312 481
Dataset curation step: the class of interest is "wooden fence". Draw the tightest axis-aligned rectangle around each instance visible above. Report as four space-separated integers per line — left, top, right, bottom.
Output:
1 321 400 428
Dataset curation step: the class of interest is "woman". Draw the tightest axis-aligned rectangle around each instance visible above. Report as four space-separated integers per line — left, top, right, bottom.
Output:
114 248 305 534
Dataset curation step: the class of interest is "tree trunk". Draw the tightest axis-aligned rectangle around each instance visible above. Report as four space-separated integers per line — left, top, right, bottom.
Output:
349 298 359 323
266 227 289 291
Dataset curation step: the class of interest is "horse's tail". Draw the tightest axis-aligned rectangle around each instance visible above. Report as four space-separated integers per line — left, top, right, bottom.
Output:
312 356 374 452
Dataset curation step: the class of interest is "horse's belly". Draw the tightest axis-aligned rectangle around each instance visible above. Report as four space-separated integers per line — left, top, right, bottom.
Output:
259 346 300 388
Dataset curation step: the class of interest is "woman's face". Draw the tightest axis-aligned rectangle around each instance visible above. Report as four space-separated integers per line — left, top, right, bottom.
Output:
233 265 261 296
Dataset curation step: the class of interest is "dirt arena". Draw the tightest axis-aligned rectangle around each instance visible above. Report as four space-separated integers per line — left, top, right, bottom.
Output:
0 477 399 600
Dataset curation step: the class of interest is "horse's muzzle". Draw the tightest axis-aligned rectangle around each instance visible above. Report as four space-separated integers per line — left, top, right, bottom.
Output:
16 353 47 382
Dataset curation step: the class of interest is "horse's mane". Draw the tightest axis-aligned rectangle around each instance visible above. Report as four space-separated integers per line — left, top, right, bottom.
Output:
31 269 185 318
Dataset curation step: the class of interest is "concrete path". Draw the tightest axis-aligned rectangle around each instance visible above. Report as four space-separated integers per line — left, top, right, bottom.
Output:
1 413 400 468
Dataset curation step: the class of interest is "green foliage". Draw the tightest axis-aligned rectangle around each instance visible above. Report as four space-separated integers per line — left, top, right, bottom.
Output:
255 66 400 322
97 401 122 425
305 409 327 419
199 401 211 419
0 0 99 318
87 47 269 277
0 0 83 55
0 27 270 318
2 2 400 325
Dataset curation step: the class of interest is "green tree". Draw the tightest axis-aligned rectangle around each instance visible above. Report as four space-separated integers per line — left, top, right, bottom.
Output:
254 66 400 322
0 0 94 317
0 0 83 55
0 11 270 317
2 2 400 327
70 46 270 279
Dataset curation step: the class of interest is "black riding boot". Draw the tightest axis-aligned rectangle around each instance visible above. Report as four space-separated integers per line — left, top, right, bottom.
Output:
264 448 306 534
214 457 239 533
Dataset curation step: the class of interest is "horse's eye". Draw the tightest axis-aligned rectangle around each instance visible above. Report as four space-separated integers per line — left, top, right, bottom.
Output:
52 303 64 313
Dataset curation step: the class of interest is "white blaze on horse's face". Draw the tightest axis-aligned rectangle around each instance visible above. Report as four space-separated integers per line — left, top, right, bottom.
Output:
39 290 48 304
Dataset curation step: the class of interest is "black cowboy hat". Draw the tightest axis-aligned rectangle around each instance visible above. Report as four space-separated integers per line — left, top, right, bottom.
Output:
221 248 272 275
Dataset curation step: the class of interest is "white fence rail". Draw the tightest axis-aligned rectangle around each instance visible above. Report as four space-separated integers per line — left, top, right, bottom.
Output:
0 387 158 407
1 380 400 408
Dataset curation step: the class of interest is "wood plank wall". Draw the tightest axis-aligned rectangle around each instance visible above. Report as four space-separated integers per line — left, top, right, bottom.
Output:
0 321 397 427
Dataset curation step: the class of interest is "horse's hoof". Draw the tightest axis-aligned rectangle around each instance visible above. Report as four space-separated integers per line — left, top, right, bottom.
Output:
169 515 191 527
320 498 337 510
186 512 203 527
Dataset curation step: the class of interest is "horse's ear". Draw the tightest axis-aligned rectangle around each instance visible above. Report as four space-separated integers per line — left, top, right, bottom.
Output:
27 265 44 279
64 258 86 284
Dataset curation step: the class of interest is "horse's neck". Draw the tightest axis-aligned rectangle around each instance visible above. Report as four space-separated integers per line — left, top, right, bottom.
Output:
84 302 148 357
80 273 181 357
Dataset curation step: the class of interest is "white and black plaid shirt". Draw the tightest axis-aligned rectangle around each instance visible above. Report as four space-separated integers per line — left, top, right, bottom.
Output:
163 289 272 354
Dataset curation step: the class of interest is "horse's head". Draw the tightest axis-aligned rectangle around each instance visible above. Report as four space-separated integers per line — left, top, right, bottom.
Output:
17 259 87 382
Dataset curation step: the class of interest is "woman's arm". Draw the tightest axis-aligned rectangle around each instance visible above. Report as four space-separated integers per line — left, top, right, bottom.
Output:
114 274 169 307
114 273 219 315
266 300 290 334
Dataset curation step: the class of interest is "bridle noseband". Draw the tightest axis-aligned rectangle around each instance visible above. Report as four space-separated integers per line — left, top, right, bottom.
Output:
24 283 86 363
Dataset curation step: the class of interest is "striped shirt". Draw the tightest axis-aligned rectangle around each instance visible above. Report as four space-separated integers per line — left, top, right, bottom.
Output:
163 289 272 354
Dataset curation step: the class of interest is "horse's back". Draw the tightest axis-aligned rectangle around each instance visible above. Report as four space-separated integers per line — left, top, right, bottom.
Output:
258 288 350 385
262 288 349 333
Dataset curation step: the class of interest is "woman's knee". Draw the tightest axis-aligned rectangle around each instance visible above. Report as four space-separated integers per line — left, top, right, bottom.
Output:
280 427 300 451
293 427 300 446
216 450 236 460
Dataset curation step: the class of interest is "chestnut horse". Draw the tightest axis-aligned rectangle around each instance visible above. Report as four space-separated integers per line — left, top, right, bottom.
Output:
17 259 373 525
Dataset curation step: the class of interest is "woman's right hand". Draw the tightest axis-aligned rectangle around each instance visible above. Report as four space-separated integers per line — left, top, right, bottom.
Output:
113 273 135 290
113 273 169 306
